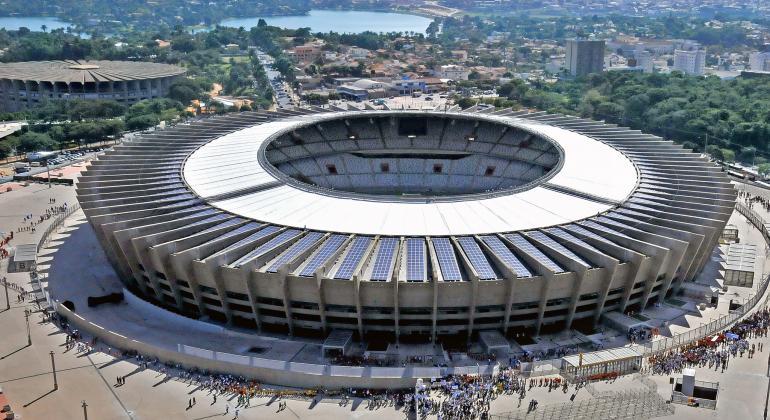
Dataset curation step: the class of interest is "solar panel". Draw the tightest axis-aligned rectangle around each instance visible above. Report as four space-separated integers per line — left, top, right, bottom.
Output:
208 225 277 261
527 231 591 268
595 217 642 236
563 224 614 244
480 235 532 277
457 237 496 280
370 237 398 281
505 233 564 273
299 234 348 277
334 236 372 280
432 238 462 281
232 229 301 268
406 238 426 282
579 220 631 238
544 227 604 255
267 232 324 272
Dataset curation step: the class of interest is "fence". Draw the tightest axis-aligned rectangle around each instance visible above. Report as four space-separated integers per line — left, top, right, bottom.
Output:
36 203 81 253
490 388 674 420
30 203 81 307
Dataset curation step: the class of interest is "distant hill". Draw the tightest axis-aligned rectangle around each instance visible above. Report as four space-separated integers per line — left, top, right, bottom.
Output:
0 0 312 28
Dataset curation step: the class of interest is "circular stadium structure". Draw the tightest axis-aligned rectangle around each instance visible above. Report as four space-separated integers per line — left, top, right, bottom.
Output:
76 107 735 348
0 60 186 112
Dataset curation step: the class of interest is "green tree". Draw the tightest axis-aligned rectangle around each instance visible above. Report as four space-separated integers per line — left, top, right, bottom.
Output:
126 114 160 130
721 148 736 163
758 163 770 177
16 132 55 153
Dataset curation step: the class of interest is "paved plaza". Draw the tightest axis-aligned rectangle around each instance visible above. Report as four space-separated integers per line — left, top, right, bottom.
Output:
0 168 769 419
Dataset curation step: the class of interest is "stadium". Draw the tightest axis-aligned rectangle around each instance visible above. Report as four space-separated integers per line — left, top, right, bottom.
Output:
0 59 186 112
75 107 735 352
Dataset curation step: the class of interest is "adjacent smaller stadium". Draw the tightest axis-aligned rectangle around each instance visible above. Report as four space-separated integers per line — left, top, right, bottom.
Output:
0 60 186 112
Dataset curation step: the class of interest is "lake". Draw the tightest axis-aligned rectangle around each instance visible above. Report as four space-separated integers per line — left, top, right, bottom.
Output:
221 9 433 34
0 16 71 32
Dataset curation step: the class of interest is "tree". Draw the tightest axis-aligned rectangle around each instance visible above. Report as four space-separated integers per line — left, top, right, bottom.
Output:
0 141 12 159
126 114 160 130
721 148 736 163
16 132 55 153
758 163 770 177
705 144 723 161
456 97 477 109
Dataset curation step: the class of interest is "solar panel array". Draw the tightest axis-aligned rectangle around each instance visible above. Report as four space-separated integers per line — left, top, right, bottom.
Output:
480 235 532 277
457 237 496 280
505 233 564 273
267 231 324 272
233 229 301 268
545 227 604 255
299 234 348 277
217 225 280 262
527 231 591 268
406 238 427 282
334 236 372 280
370 237 398 281
580 220 631 238
432 238 462 281
564 224 613 244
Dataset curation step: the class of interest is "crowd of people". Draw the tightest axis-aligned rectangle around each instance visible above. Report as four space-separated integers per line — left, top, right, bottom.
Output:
739 190 770 213
647 308 769 375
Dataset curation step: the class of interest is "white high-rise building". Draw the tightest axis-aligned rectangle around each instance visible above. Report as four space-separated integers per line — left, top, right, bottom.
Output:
749 52 770 72
673 50 706 75
635 51 654 73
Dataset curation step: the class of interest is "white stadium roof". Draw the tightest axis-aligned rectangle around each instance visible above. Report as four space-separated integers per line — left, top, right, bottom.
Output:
183 111 638 236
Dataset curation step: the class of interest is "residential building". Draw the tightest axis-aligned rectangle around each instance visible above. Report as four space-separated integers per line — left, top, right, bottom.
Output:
673 49 706 75
336 79 389 101
290 45 322 63
749 52 770 72
635 51 654 73
565 39 605 76
435 64 470 81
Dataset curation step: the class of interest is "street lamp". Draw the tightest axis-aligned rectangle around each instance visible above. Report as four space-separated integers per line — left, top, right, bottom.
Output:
4 280 9 310
50 351 57 390
81 400 87 420
25 310 31 346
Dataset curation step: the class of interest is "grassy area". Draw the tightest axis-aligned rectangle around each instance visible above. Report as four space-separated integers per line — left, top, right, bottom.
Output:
221 55 251 63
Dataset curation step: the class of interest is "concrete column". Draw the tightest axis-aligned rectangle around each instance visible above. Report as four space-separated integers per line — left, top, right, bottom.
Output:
353 274 364 339
392 237 403 342
210 266 235 325
245 271 263 331
279 270 295 336
315 273 330 334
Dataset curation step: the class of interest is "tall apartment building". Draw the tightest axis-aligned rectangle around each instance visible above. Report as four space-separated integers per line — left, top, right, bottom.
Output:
635 51 654 73
565 39 605 76
673 49 706 75
749 52 770 72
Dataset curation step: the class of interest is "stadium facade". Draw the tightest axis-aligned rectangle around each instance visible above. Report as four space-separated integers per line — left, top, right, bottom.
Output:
0 60 186 112
76 108 735 346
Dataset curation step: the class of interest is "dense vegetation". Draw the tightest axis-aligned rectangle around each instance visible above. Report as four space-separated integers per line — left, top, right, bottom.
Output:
440 14 760 49
487 72 770 163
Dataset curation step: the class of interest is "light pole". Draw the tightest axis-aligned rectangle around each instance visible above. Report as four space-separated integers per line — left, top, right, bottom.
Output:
50 351 58 390
4 280 9 310
25 310 31 346
81 400 87 420
46 160 51 189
